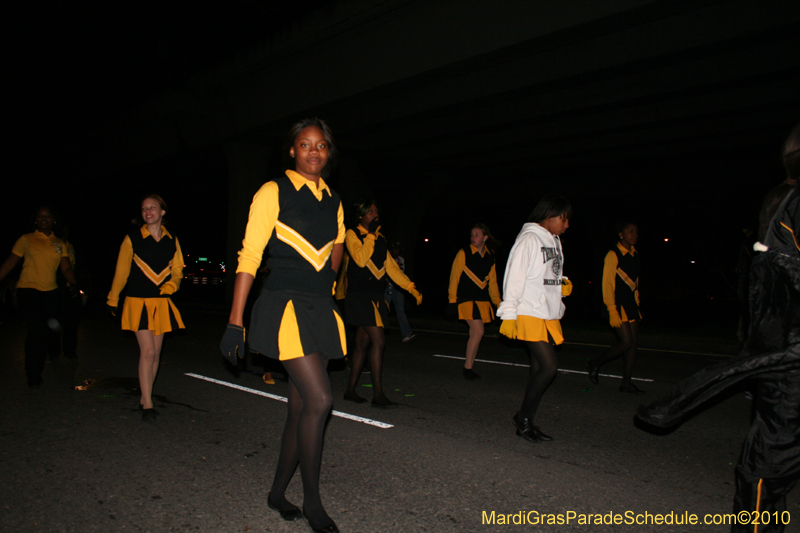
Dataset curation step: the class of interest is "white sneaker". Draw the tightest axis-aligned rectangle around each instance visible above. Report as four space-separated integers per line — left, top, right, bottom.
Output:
402 333 416 342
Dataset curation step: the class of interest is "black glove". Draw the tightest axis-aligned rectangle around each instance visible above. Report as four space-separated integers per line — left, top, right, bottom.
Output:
220 324 246 365
368 219 380 234
106 303 118 317
446 302 458 320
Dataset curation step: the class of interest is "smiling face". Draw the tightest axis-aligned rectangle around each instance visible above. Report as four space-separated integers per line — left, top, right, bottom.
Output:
35 208 55 234
289 126 330 180
141 198 165 227
619 223 638 249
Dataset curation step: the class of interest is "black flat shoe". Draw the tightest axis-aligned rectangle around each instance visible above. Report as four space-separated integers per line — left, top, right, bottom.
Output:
343 392 367 404
138 405 160 415
512 412 552 442
267 492 302 521
586 360 599 385
371 398 399 409
619 383 646 395
303 508 339 533
142 409 158 423
530 426 553 441
463 368 481 380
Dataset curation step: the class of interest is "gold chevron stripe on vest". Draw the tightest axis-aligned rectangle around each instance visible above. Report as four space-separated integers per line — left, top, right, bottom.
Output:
366 259 386 280
616 268 637 292
133 254 172 286
463 265 488 289
275 221 334 272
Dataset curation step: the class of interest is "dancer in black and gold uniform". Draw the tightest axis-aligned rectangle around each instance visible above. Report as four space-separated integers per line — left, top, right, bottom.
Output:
447 223 501 380
221 119 345 533
343 200 422 408
0 206 79 387
586 222 645 394
108 195 184 422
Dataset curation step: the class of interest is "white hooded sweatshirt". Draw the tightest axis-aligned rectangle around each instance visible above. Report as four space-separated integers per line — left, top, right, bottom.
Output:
496 222 565 321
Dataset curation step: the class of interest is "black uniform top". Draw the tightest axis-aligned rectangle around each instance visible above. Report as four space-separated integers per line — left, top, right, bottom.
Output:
344 226 414 298
126 227 178 298
611 245 641 319
346 229 389 296
107 225 184 306
262 176 341 296
448 245 501 304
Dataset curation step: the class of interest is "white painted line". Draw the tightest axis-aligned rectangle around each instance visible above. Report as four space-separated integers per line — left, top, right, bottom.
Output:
431 355 654 383
185 373 394 429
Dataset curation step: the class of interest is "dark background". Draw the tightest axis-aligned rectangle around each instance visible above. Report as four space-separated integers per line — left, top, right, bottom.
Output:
5 0 798 333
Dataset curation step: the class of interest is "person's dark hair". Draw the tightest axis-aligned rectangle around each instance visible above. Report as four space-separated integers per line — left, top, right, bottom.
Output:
527 194 572 223
472 223 501 252
782 122 800 180
351 198 378 227
283 117 338 179
613 221 637 245
139 194 168 225
614 221 637 235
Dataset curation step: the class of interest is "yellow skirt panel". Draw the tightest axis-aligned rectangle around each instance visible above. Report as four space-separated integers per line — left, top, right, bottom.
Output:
333 310 347 355
458 301 495 323
620 307 639 322
121 297 184 336
516 315 563 344
278 301 303 361
372 301 384 327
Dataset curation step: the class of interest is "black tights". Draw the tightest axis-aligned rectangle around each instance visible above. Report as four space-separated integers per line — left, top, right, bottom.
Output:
519 341 559 420
591 321 639 386
269 353 332 528
345 326 391 402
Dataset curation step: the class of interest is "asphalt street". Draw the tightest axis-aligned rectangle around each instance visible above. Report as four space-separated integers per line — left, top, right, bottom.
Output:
2 305 798 533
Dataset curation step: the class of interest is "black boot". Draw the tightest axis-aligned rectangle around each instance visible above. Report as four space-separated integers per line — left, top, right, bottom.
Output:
512 412 552 442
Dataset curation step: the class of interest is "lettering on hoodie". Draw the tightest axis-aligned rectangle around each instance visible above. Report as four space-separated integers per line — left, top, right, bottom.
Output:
539 242 563 278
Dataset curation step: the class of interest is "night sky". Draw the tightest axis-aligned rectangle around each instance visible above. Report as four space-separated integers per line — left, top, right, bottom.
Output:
6 1 798 327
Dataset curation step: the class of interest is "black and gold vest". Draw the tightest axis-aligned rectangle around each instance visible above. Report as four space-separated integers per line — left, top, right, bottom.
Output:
126 228 177 298
457 245 495 302
347 230 388 297
264 176 340 296
612 246 640 317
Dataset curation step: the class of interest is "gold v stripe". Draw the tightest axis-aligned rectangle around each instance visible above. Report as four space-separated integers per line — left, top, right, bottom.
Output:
780 222 800 252
134 254 172 285
616 268 637 292
366 259 386 279
275 221 334 272
463 266 488 289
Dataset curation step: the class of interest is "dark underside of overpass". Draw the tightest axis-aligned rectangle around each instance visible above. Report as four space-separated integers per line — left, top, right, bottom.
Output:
7 0 800 309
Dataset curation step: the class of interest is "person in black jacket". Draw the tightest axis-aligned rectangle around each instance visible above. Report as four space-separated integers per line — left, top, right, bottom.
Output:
637 123 800 533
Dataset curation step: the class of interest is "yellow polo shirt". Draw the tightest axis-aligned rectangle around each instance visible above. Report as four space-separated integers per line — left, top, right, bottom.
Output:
12 230 69 291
